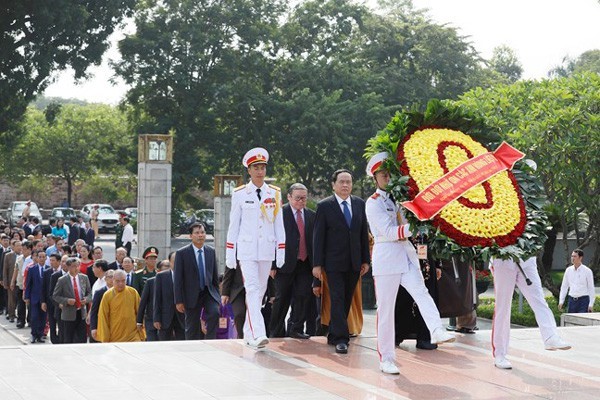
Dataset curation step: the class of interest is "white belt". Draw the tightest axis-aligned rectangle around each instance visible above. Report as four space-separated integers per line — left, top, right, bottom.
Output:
374 237 404 243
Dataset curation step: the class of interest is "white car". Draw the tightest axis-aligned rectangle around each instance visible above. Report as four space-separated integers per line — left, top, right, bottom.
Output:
81 204 120 233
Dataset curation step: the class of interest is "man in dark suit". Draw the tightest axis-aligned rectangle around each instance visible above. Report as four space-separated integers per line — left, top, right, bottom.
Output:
153 259 185 341
90 269 114 341
0 234 10 316
313 169 370 354
52 257 92 343
108 247 127 270
48 255 69 343
137 276 158 341
24 249 48 343
174 223 220 340
41 253 62 344
84 223 95 246
122 257 142 294
269 183 315 339
221 264 245 339
67 217 80 246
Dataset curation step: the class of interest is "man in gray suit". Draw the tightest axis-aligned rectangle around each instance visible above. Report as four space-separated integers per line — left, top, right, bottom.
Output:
52 257 92 343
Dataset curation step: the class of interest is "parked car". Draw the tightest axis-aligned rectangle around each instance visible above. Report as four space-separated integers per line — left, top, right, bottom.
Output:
81 204 120 233
196 209 214 235
51 207 76 220
6 201 42 227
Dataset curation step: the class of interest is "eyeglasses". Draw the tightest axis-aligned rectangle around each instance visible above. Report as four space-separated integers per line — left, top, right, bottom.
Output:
292 196 307 201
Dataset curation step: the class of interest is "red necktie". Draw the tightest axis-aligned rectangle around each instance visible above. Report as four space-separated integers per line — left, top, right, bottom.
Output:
296 210 307 261
73 277 82 309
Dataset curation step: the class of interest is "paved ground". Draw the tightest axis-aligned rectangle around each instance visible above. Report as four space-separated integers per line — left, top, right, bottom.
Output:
0 320 598 399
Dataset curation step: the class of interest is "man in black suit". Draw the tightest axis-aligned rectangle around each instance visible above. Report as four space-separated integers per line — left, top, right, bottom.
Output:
137 276 158 341
108 247 127 270
174 223 220 340
154 258 185 341
221 264 245 339
122 257 142 294
67 217 80 246
269 183 315 339
41 254 62 344
313 169 370 354
48 255 69 343
90 269 114 341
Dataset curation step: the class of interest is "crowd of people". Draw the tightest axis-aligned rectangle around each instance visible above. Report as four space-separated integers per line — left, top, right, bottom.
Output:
0 146 593 376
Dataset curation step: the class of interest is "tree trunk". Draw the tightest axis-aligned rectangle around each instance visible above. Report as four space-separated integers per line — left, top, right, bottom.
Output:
66 176 73 208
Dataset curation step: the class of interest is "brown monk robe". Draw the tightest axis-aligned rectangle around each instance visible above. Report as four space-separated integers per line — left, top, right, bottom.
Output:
319 272 363 336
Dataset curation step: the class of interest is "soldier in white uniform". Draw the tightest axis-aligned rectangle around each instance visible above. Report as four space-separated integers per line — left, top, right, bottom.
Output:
491 256 571 369
226 147 285 349
365 152 455 375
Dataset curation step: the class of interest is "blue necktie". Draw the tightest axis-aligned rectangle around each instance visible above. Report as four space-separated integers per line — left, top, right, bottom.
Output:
342 200 352 228
197 249 206 290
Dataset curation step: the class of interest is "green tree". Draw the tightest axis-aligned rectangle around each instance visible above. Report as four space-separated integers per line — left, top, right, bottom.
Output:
0 0 135 135
115 0 285 205
454 73 600 292
549 49 600 77
269 0 485 192
9 104 134 205
488 45 523 83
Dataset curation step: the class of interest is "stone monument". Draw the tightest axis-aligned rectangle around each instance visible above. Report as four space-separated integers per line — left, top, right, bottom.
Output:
213 174 243 274
137 134 173 259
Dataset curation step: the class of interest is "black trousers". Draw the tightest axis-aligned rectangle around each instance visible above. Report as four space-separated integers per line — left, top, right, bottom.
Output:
124 242 132 257
184 290 219 340
158 313 185 341
16 287 26 325
0 285 6 311
269 259 313 337
144 317 159 341
230 295 246 339
62 310 87 343
47 305 60 344
326 270 360 345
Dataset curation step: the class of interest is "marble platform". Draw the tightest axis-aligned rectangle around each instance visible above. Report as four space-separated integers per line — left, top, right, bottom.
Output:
0 324 598 400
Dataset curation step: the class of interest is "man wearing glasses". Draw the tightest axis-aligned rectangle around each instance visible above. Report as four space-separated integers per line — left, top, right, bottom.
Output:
269 183 315 339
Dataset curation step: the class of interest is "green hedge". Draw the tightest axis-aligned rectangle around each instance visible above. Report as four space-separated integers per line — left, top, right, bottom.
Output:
477 296 600 327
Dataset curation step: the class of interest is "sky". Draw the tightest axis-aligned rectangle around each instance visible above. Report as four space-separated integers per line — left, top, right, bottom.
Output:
42 0 600 105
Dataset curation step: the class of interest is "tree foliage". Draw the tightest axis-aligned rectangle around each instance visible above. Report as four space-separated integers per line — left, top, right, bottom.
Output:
549 49 600 78
0 0 135 135
7 104 134 205
115 0 492 203
115 0 286 202
454 73 600 283
488 45 523 83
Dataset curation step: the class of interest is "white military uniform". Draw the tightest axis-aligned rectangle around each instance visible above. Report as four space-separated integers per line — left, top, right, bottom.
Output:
366 188 445 363
226 181 285 341
490 257 562 358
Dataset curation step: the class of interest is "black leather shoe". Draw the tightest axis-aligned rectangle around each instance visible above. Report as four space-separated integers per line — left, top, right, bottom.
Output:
416 340 438 350
31 336 36 344
290 331 310 339
36 337 45 343
16 323 24 329
335 343 348 354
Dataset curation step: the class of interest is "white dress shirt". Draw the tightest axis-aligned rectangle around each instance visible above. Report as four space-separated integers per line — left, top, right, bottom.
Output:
559 264 596 307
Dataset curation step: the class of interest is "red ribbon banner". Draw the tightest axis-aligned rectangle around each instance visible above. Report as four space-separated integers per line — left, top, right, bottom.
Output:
402 142 525 221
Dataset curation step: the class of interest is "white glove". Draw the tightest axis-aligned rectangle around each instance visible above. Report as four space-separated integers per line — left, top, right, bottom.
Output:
225 248 236 269
403 224 412 239
276 248 285 268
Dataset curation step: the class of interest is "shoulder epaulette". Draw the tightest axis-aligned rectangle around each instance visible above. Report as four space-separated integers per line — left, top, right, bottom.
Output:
234 184 246 192
370 193 380 199
268 184 281 191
